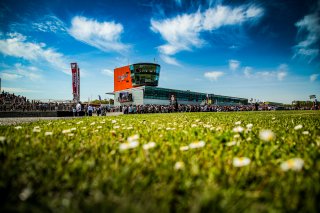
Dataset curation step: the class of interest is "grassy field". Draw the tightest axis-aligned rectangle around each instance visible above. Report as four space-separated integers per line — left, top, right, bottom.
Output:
0 111 319 212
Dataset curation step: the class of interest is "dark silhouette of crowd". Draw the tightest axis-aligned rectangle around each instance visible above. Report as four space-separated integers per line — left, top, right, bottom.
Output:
0 91 73 112
0 91 318 114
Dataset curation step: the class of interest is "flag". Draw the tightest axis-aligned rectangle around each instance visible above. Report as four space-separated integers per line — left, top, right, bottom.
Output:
309 95 316 99
98 95 101 101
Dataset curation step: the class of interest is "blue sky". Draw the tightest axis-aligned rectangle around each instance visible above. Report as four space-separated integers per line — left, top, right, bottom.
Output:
0 0 319 103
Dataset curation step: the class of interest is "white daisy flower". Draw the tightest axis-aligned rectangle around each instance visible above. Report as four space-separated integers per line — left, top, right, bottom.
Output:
119 141 139 150
113 125 120 129
68 133 74 137
302 131 309 135
15 126 22 130
100 121 105 124
70 127 77 131
235 121 241 125
76 121 83 125
143 142 156 150
272 117 276 120
33 128 41 133
259 130 276 142
189 141 206 149
233 134 240 139
62 129 71 134
280 158 304 171
0 136 6 142
111 120 117 124
127 126 133 130
216 127 222 131
233 126 244 133
90 122 96 126
81 127 87 130
226 141 237 146
97 126 102 129
233 157 251 167
246 123 253 129
127 134 139 142
45 132 53 136
19 187 33 201
174 161 185 170
180 146 189 151
191 124 197 128
294 124 303 130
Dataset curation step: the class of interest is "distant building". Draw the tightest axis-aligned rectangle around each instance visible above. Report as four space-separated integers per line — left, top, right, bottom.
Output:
108 62 248 106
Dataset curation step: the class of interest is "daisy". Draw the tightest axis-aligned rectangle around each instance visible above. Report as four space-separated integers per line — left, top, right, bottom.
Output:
68 133 74 137
234 134 240 139
189 141 205 149
191 124 197 128
70 127 77 131
111 120 117 124
235 121 241 125
90 122 96 126
113 125 120 129
259 130 276 142
0 136 6 142
302 131 309 135
294 124 303 130
174 161 185 170
119 141 139 151
14 126 22 130
97 126 102 129
226 141 237 146
180 146 189 151
19 187 33 201
127 134 139 142
143 142 156 150
246 123 253 129
33 127 41 133
62 129 71 134
280 158 304 171
233 126 244 133
45 132 53 136
233 157 251 167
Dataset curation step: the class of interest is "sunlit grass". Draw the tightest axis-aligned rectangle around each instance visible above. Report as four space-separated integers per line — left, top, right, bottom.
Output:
0 111 319 212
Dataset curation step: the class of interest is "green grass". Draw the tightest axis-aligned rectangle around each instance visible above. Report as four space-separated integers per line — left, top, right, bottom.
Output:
0 111 320 212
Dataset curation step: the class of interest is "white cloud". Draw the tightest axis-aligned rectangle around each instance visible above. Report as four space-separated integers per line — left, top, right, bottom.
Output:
0 72 22 81
32 15 66 33
310 74 319 82
243 66 252 77
0 64 42 81
244 64 288 81
68 16 129 52
151 4 263 65
293 4 320 63
204 71 224 81
229 59 240 71
101 69 114 77
2 87 41 93
0 33 69 74
160 54 181 66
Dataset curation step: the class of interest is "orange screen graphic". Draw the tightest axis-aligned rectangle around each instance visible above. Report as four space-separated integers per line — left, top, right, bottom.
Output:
114 66 133 91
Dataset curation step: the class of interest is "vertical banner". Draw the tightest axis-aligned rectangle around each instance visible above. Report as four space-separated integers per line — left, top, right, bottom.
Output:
77 67 80 101
71 63 78 102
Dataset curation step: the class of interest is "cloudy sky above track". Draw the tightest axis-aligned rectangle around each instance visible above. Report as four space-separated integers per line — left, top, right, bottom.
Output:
0 0 319 103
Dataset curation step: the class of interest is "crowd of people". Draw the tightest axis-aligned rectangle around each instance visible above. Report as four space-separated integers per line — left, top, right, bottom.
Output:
110 102 318 114
0 91 73 112
0 91 318 114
